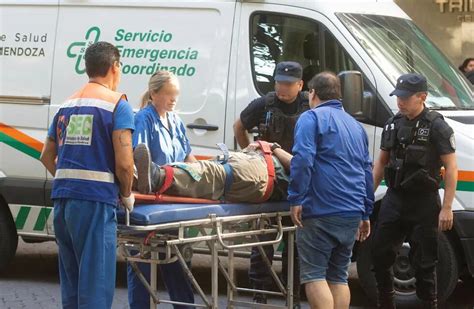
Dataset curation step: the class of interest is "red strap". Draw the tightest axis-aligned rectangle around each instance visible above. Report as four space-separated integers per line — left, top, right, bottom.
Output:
157 165 174 195
156 194 221 204
257 141 275 202
133 192 222 204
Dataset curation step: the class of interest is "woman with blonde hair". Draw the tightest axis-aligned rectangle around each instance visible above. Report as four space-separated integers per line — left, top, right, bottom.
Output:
128 70 196 309
133 70 196 164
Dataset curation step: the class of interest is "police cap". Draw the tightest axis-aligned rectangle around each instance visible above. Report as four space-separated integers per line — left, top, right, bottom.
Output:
274 61 303 83
390 73 428 97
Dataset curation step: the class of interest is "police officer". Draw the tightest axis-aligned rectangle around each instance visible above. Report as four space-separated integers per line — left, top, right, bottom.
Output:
233 61 309 153
40 42 135 308
371 73 458 309
233 61 309 306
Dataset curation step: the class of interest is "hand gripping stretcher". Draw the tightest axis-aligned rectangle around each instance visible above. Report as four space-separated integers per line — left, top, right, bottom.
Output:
117 195 296 309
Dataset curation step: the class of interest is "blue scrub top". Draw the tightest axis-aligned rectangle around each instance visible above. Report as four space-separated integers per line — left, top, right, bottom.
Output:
132 104 192 165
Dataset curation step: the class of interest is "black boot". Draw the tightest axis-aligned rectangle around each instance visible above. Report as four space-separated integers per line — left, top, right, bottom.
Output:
422 299 437 309
252 293 267 304
134 144 163 194
376 289 396 309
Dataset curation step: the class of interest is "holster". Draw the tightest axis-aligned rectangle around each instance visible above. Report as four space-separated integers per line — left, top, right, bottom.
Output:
384 159 404 189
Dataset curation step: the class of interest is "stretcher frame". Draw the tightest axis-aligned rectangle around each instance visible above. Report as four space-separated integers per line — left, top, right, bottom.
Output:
118 207 296 309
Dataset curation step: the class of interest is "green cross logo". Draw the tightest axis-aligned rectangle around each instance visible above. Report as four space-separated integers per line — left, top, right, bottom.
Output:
67 27 101 74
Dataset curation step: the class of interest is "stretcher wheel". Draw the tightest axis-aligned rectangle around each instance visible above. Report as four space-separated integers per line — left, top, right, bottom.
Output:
0 202 18 273
181 245 193 263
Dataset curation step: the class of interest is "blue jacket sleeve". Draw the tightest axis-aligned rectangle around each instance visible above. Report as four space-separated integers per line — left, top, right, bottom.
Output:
288 111 318 207
362 131 374 220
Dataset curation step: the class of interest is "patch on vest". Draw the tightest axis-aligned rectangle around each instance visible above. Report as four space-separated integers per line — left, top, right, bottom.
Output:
65 114 94 146
449 134 456 150
417 128 430 142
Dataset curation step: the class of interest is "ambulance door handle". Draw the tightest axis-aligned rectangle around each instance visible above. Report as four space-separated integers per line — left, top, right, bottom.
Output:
186 124 219 131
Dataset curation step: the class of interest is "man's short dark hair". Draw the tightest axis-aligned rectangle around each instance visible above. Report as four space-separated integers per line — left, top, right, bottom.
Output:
308 72 341 101
84 42 120 78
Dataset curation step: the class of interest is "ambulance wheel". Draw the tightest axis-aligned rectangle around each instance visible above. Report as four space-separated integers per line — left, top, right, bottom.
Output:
357 232 459 305
0 202 18 273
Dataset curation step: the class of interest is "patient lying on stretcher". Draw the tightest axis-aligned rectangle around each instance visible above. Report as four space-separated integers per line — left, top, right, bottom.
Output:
133 142 292 203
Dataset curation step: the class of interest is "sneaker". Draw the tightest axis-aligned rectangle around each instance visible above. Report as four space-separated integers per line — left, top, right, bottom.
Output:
134 144 153 194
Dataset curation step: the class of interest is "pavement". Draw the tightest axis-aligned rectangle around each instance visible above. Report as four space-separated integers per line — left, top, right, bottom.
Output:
1 239 474 308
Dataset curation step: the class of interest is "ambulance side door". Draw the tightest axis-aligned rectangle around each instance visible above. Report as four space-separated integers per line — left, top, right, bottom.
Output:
0 1 58 238
52 1 236 157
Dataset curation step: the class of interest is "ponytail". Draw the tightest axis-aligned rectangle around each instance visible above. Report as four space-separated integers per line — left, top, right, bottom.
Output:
140 90 151 110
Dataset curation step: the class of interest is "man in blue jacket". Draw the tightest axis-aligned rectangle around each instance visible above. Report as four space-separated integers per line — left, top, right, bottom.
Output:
288 72 374 309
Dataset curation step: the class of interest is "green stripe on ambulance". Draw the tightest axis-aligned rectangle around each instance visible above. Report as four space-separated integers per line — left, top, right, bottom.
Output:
10 205 52 234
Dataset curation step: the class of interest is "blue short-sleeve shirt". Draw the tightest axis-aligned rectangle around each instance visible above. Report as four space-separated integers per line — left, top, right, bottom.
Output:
132 104 192 165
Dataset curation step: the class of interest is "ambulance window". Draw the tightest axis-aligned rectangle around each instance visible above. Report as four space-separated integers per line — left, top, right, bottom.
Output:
251 13 321 94
250 13 391 126
323 30 357 73
323 29 391 125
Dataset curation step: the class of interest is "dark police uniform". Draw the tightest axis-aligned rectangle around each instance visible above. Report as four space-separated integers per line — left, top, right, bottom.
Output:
240 62 309 306
240 91 309 153
371 74 456 308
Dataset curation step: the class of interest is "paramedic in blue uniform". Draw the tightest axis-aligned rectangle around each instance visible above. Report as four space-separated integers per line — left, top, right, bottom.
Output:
371 73 458 309
40 42 135 308
127 70 196 309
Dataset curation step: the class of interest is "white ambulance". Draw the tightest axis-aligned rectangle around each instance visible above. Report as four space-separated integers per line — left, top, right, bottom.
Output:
0 0 472 305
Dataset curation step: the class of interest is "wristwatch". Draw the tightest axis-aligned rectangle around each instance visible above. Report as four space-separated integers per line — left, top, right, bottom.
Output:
271 142 282 152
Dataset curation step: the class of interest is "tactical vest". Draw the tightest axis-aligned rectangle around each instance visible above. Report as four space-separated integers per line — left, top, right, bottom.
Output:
383 109 443 192
257 91 310 153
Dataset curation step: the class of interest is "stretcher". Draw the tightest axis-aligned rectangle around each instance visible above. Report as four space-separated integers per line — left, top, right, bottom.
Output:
117 193 296 309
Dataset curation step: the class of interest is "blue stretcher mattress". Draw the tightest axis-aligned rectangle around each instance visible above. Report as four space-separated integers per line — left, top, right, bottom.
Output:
117 201 290 226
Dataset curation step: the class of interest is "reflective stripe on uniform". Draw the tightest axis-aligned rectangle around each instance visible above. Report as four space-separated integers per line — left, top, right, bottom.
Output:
60 98 116 112
55 168 115 183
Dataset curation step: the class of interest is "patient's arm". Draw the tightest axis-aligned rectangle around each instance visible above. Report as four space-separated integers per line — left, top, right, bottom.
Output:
272 147 293 172
244 142 293 172
185 154 197 162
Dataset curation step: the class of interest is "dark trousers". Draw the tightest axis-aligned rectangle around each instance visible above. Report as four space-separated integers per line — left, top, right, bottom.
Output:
248 216 300 303
371 189 440 301
127 260 195 309
127 230 194 309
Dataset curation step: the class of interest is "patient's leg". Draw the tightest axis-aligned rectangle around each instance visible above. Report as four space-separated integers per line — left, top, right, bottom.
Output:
134 144 226 200
134 144 273 202
166 161 226 200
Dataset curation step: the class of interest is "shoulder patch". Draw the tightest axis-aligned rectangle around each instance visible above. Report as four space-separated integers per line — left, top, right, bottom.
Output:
449 134 456 150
